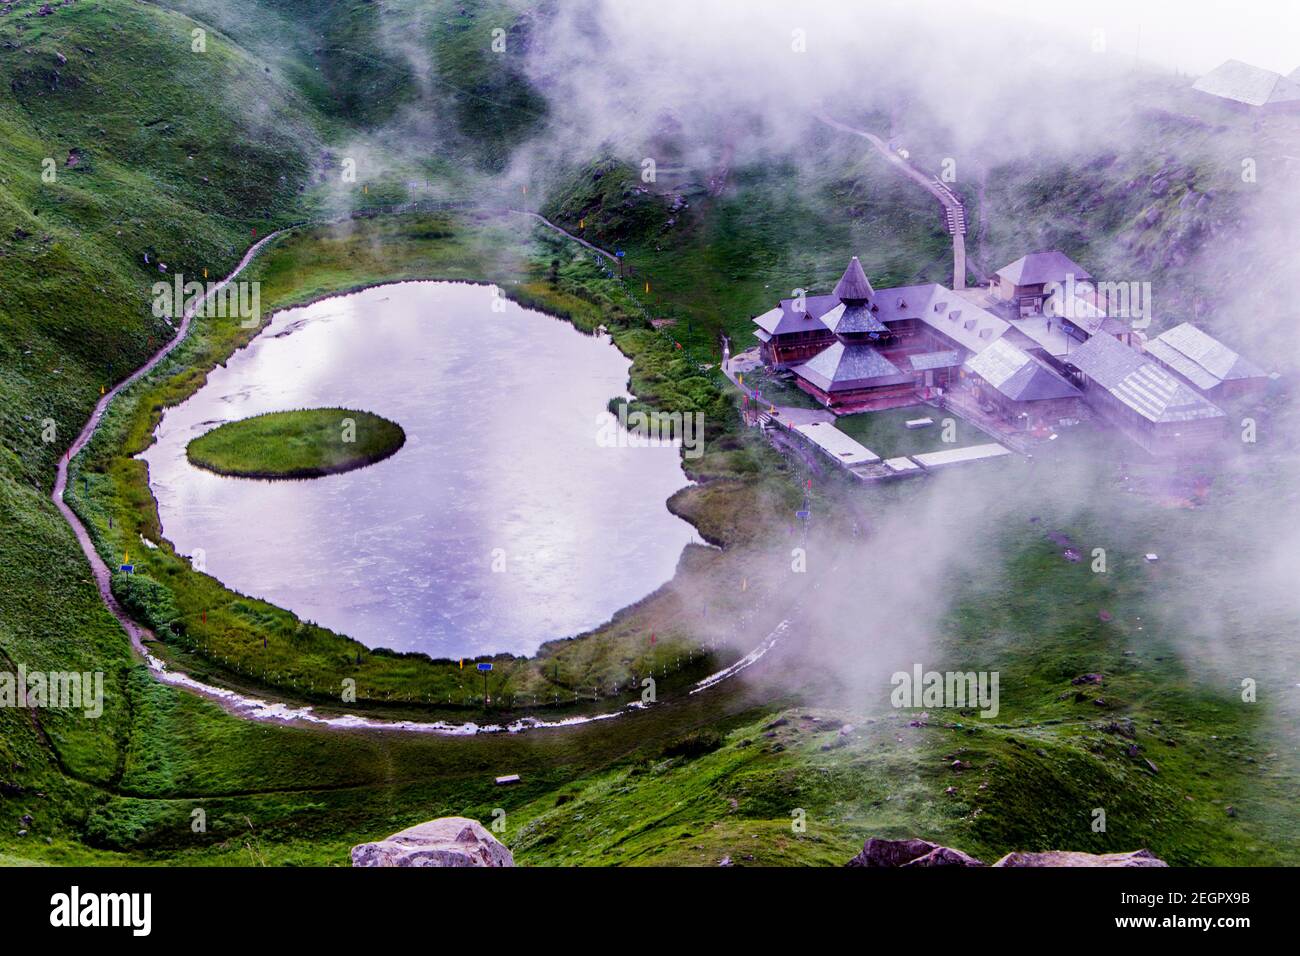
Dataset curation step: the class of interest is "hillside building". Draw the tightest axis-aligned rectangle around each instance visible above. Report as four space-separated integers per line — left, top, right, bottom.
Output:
1063 330 1225 456
754 257 1006 410
961 337 1083 428
751 252 1265 457
1192 59 1300 111
1143 322 1270 401
993 250 1092 317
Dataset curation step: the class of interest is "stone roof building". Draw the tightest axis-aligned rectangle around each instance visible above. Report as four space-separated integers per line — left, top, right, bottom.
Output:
1065 331 1225 456
1143 322 1269 400
1192 59 1300 110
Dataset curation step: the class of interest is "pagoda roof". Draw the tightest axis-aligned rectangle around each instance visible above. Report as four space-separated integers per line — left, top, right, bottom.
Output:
833 256 875 301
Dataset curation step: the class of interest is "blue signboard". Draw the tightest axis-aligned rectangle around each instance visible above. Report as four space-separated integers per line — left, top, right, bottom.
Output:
476 663 493 672
120 564 134 574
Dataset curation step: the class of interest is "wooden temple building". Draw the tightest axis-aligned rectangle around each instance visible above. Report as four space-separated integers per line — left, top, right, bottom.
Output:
753 257 995 409
751 252 1270 456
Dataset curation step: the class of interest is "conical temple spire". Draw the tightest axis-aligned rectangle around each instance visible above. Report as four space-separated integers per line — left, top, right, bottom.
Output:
833 256 875 303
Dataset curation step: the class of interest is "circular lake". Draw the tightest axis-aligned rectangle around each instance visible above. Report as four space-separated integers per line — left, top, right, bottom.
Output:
141 281 698 657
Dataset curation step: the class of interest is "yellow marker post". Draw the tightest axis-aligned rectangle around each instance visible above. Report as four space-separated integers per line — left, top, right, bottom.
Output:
645 282 650 294
203 268 208 279
738 374 743 386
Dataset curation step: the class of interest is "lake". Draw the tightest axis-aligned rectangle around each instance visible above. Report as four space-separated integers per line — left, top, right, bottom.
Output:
141 281 698 657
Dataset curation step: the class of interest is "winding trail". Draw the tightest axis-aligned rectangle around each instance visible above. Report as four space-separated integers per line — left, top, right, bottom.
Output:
48 218 785 736
52 229 290 661
512 209 619 263
818 115 967 289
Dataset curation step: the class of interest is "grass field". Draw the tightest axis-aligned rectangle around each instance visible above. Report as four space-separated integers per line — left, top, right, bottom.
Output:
186 408 406 479
835 406 983 458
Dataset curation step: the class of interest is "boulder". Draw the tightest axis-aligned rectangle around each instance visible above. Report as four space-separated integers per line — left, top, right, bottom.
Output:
848 838 1165 868
902 846 985 867
350 817 513 868
993 849 1167 867
846 837 941 868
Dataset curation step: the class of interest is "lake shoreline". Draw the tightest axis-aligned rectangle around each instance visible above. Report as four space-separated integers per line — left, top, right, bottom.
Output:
65 212 761 720
146 279 695 656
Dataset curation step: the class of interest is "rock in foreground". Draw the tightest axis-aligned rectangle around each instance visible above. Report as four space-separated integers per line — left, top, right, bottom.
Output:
847 837 1166 868
351 817 514 867
846 837 984 867
993 849 1167 867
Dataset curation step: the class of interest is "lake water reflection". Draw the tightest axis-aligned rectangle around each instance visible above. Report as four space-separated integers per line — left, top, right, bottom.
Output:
141 281 697 657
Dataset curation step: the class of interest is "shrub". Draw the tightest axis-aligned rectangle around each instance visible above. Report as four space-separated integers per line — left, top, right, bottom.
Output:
111 572 180 633
661 729 724 760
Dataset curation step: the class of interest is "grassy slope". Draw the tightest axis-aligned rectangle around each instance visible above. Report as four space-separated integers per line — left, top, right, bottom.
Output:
510 448 1298 867
0 0 320 488
155 0 546 174
186 408 406 478
541 138 951 360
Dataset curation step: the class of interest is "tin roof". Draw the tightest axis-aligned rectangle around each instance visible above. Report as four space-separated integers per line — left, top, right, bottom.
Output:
908 350 963 371
793 421 879 465
965 338 1080 401
920 290 1009 354
865 284 936 322
1147 322 1266 389
996 250 1093 287
1066 332 1225 424
1192 59 1300 107
753 294 840 336
794 342 909 392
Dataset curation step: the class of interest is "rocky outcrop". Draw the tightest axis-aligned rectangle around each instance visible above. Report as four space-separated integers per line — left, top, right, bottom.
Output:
993 849 1167 868
847 837 1166 868
350 817 514 867
846 838 984 867
908 846 986 867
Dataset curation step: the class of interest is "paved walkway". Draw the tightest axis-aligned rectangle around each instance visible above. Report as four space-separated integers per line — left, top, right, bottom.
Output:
721 347 834 428
817 115 967 290
512 209 619 263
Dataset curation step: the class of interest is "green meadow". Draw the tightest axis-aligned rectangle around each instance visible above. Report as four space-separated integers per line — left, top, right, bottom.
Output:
186 408 406 479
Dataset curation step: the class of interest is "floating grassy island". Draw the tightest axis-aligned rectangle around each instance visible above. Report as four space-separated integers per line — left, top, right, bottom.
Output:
186 408 406 479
